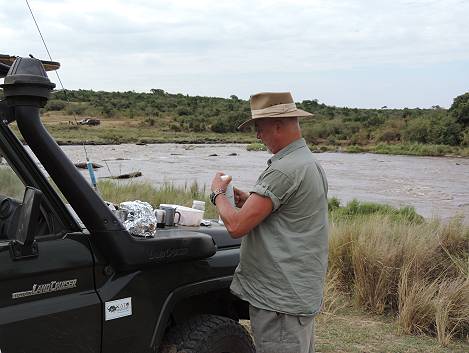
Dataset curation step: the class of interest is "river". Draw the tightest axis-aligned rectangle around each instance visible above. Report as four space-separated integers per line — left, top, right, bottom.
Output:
59 143 469 223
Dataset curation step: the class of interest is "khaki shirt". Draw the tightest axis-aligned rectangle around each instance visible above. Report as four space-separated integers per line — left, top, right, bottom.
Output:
230 138 329 315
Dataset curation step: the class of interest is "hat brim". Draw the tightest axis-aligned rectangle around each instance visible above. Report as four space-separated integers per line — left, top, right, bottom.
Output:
237 109 313 130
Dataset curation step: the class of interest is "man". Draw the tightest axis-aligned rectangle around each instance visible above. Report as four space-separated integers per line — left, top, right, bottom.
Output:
210 92 328 353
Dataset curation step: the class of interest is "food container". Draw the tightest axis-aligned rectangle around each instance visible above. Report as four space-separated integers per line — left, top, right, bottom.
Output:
175 205 204 226
192 200 206 211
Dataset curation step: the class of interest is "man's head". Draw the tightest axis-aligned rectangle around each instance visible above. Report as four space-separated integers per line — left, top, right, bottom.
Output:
254 117 301 154
238 92 313 153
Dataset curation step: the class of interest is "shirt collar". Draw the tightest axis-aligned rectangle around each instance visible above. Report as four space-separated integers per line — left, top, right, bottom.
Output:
267 138 307 165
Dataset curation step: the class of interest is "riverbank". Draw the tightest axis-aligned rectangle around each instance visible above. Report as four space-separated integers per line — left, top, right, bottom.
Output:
11 114 469 157
247 142 469 157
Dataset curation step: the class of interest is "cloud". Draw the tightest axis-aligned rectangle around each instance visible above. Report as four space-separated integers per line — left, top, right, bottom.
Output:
0 0 468 107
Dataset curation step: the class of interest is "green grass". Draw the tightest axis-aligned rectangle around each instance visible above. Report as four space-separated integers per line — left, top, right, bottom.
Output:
314 307 469 353
246 142 266 151
370 143 469 157
344 145 368 153
11 123 257 145
313 143 469 157
329 198 424 223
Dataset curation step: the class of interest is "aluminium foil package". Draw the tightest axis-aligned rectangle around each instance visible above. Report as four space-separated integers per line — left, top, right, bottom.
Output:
118 200 157 238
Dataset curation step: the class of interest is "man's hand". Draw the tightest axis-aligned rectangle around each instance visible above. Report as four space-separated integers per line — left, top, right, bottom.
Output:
234 187 249 208
211 172 232 192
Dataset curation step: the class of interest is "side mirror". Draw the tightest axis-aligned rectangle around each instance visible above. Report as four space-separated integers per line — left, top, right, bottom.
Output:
10 186 43 260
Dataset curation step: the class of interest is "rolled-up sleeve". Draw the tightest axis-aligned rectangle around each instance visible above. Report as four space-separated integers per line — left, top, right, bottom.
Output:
250 169 295 212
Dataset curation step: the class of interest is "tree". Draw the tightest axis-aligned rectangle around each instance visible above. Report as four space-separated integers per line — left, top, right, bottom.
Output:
150 88 166 96
449 92 469 126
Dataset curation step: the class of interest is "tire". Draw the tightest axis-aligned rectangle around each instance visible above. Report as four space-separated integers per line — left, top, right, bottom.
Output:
160 314 255 353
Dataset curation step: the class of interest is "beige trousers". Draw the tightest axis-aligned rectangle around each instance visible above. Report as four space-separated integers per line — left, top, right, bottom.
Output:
249 305 315 353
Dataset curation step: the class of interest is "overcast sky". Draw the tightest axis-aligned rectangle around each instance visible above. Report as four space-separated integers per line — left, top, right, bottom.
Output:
1 0 468 108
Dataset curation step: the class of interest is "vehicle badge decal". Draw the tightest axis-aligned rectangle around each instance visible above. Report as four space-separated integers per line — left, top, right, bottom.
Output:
105 297 132 321
12 279 78 299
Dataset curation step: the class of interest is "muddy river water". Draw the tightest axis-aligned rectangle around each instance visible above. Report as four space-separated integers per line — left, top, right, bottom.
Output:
60 143 469 223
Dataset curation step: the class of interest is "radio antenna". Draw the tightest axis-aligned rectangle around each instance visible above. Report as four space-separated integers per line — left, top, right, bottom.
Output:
25 0 97 189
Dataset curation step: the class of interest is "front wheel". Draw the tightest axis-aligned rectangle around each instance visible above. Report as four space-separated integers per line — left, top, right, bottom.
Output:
160 314 255 353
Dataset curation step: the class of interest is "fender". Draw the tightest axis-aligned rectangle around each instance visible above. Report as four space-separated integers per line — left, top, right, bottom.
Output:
150 275 233 351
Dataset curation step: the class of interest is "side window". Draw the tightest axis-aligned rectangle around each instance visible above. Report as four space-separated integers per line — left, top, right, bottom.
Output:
0 154 26 240
0 156 25 201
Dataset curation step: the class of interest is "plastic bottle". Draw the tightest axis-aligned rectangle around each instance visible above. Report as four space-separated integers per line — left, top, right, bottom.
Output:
219 175 235 225
221 175 235 207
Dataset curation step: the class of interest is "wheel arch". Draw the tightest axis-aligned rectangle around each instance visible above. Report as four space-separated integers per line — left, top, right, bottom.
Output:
150 275 249 351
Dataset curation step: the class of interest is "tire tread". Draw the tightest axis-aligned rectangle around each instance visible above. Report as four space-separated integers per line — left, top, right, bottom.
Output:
161 314 255 353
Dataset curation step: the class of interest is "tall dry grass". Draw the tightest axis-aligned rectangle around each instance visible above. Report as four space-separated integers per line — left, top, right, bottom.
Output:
97 179 219 218
328 215 469 345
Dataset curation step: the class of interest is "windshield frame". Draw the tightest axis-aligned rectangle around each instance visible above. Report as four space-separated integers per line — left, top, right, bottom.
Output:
0 116 81 234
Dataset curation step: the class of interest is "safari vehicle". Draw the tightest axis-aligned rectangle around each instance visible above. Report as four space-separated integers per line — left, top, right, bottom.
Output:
0 55 254 353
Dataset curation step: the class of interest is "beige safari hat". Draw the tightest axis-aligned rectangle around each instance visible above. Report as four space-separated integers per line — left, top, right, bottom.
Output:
237 92 313 130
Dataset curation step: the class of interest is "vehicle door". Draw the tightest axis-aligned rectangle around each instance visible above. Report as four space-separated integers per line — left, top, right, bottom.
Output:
0 152 102 353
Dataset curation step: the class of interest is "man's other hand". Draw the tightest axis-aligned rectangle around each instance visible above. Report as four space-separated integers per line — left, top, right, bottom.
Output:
234 187 249 208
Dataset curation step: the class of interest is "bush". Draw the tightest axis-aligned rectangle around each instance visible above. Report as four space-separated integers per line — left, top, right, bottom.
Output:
402 116 463 146
376 127 401 142
143 117 156 126
189 120 206 132
363 114 385 127
176 106 191 116
169 123 181 132
449 92 469 126
303 119 344 140
45 99 67 111
434 119 463 145
65 103 88 116
462 129 469 146
211 119 228 133
328 197 340 211
350 130 369 145
402 118 431 143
